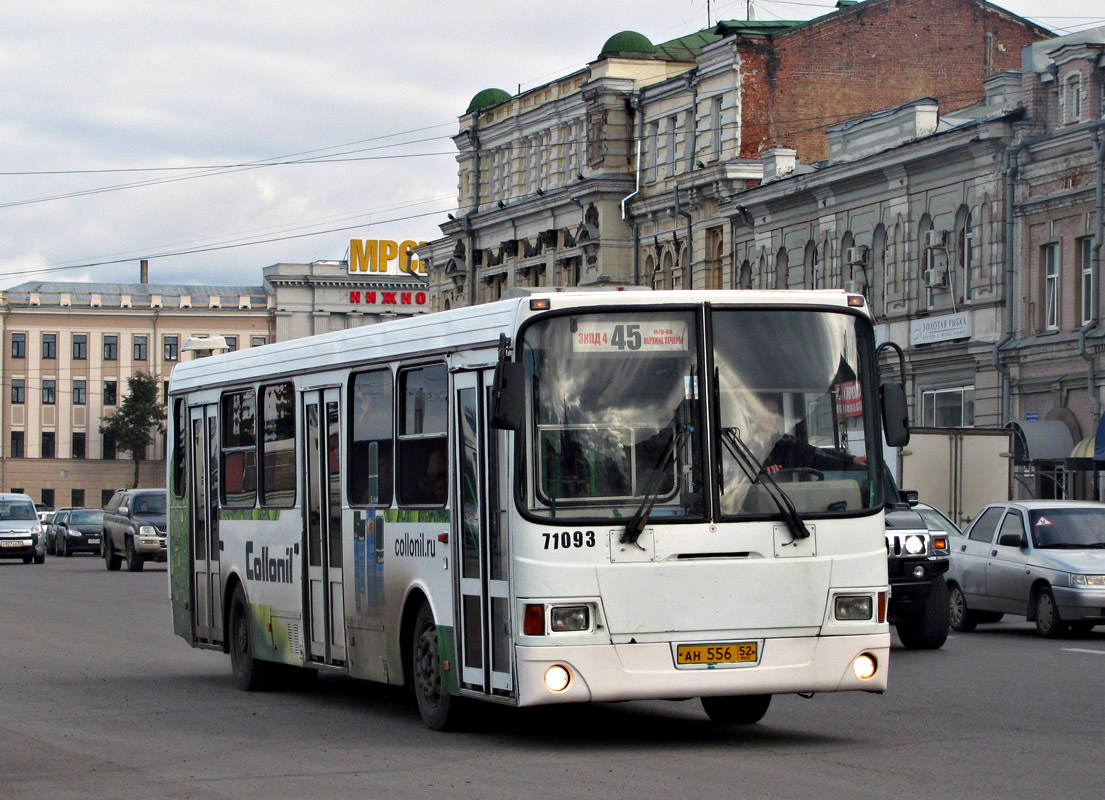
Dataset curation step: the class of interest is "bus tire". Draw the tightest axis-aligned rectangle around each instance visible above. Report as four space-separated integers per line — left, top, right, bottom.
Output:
229 584 277 691
103 536 122 571
411 602 464 731
701 694 772 725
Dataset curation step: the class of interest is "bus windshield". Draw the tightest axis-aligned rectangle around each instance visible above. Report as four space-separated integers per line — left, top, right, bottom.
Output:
714 309 878 516
522 310 704 520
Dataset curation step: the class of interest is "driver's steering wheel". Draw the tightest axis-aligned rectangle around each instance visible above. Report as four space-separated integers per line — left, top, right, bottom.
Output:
774 467 824 482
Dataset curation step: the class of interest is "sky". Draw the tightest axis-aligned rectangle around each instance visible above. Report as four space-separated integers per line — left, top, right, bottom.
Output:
1 0 1102 290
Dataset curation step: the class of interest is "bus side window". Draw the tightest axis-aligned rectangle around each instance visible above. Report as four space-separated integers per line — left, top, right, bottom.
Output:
349 369 394 507
397 364 447 506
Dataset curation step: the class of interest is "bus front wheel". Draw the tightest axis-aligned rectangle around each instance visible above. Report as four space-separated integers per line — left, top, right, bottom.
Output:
411 602 465 731
701 694 772 725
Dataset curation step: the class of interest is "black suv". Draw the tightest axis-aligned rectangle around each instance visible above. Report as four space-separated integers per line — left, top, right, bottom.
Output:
101 489 167 571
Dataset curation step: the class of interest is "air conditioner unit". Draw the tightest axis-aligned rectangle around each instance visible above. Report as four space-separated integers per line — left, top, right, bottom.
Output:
924 267 948 288
846 246 868 266
925 229 946 249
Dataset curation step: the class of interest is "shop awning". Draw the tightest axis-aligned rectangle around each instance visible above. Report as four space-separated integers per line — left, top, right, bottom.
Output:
1006 420 1074 464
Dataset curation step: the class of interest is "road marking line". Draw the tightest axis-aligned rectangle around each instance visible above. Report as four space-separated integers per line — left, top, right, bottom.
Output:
1061 648 1105 655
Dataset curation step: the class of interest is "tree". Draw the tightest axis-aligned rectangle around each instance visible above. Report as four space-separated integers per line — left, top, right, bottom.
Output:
100 372 167 487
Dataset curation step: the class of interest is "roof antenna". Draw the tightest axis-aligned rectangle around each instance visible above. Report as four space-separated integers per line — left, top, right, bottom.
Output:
747 0 756 21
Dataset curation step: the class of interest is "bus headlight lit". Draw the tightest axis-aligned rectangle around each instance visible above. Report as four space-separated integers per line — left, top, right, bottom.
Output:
544 665 571 692
903 535 925 555
834 595 873 621
550 605 590 632
853 653 878 680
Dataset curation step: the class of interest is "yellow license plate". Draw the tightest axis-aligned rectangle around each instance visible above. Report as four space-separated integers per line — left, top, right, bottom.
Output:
676 642 758 667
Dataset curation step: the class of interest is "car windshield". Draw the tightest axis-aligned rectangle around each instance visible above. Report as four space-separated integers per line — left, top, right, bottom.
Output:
132 494 166 515
71 510 104 525
1029 508 1105 548
919 507 961 536
0 501 38 521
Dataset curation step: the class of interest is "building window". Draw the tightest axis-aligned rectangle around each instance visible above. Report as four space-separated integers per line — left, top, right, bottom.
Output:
164 335 179 362
1066 73 1082 124
104 334 118 361
73 380 86 405
42 333 56 359
42 380 56 405
221 390 257 507
103 432 116 460
711 95 723 160
73 334 87 360
225 335 238 352
959 210 975 300
1080 236 1095 326
42 432 55 459
101 488 114 506
11 333 25 359
665 115 677 177
1043 243 1060 330
133 335 148 361
41 488 54 509
73 432 86 460
104 381 117 406
11 378 25 404
647 120 659 183
921 387 975 427
10 431 24 459
251 336 266 348
71 489 85 507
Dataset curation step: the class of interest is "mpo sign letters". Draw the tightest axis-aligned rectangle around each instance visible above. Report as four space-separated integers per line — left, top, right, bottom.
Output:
349 239 427 275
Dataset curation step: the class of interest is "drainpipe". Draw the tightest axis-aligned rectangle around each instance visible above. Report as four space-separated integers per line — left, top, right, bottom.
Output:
1077 123 1105 417
466 111 481 307
993 144 1022 422
674 188 692 289
622 91 643 286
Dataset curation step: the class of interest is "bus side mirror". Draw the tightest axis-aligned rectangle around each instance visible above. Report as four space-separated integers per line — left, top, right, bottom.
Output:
491 361 524 430
881 382 910 447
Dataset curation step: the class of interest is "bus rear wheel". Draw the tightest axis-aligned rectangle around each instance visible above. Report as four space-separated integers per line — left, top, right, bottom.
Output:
229 585 276 691
411 602 464 731
701 694 772 725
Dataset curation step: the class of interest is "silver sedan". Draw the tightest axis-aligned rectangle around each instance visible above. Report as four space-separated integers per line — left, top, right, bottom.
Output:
946 500 1105 637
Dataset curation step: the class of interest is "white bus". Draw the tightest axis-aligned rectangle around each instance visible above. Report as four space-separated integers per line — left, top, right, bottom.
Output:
167 288 909 730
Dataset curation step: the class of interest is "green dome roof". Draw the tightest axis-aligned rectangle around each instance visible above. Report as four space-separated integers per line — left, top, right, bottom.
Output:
466 88 511 114
599 30 655 58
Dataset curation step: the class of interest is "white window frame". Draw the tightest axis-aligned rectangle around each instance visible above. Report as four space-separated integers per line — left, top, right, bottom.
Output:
1065 73 1082 124
921 386 975 428
1081 236 1095 325
1044 242 1060 331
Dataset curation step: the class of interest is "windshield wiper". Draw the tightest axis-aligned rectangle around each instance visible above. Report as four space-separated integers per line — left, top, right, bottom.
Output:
621 425 691 546
720 427 811 542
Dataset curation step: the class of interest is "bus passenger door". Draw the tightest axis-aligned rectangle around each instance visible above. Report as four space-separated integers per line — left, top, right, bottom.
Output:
455 371 514 698
189 404 223 645
303 388 346 666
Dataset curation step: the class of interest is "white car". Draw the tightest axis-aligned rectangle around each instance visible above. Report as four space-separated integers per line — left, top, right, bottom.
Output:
946 500 1105 637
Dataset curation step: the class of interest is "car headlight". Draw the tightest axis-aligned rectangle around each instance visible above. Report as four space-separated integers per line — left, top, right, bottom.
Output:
139 525 158 537
834 595 874 621
903 534 925 555
1071 574 1105 588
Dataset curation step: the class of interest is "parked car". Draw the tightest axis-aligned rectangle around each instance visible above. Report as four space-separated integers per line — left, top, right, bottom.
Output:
54 508 105 556
947 500 1105 638
0 493 47 564
914 502 962 537
44 508 74 555
101 489 167 571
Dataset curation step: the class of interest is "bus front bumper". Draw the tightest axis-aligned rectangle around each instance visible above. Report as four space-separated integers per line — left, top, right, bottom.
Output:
514 633 889 707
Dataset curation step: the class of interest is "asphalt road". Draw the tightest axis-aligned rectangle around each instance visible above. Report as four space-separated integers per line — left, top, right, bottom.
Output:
2 555 1103 800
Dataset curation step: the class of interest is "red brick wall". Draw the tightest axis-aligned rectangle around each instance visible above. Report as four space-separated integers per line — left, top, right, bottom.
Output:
736 0 1049 162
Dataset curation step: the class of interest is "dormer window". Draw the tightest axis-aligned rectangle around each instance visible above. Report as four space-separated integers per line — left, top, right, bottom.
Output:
1065 73 1082 124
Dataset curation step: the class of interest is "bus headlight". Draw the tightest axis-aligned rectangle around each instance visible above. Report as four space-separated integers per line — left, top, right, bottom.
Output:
853 653 878 680
544 665 571 692
550 605 590 632
834 595 873 621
